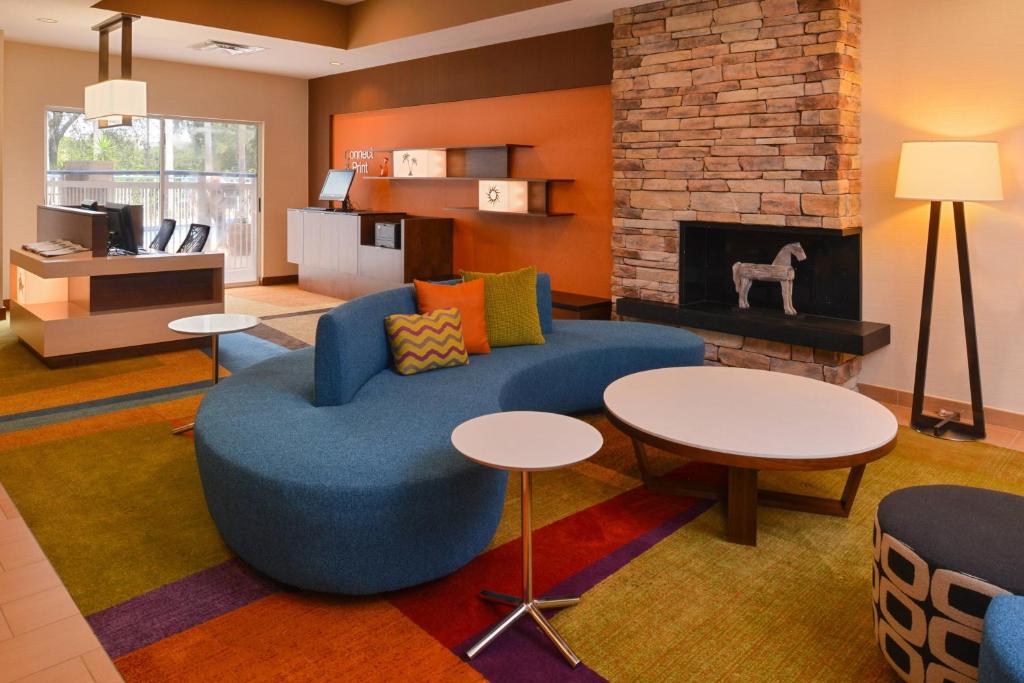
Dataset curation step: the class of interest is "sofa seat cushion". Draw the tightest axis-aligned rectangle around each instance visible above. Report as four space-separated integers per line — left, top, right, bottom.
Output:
195 318 704 594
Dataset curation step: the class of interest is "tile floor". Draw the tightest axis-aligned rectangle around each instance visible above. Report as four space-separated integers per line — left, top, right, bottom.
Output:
0 485 121 683
0 399 1020 681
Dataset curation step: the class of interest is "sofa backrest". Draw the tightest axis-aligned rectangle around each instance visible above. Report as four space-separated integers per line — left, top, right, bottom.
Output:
314 273 554 407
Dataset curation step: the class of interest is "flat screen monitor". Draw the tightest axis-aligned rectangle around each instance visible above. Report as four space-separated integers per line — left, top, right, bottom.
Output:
104 202 139 255
319 169 355 205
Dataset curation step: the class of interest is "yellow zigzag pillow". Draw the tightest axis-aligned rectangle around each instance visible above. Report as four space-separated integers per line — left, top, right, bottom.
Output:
384 307 469 376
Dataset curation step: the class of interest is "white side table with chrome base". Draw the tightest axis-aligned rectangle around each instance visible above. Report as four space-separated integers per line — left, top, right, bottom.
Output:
451 411 603 668
168 313 259 435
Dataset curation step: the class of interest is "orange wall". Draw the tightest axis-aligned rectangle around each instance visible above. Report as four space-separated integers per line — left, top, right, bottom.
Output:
330 85 612 297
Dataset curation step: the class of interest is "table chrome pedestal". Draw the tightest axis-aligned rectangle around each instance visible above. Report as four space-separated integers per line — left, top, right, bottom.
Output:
467 470 581 667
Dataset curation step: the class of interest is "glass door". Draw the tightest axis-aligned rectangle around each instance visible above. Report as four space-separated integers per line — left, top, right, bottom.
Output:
46 110 262 286
164 118 261 285
45 110 162 224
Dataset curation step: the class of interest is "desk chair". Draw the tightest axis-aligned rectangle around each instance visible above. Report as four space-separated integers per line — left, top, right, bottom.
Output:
149 219 177 252
177 224 211 254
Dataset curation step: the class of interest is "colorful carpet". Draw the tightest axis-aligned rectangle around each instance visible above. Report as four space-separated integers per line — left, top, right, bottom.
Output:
1 288 1023 681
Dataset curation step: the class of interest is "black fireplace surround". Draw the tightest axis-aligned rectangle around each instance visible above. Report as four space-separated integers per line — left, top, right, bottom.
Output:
616 221 890 355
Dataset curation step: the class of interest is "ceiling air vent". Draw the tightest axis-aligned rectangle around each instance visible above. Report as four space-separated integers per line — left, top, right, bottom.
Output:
190 40 266 56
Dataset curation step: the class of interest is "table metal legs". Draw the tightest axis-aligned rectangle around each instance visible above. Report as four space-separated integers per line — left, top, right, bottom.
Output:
172 334 219 435
467 470 582 667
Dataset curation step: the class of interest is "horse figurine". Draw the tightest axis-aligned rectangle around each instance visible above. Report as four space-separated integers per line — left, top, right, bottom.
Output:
732 242 807 316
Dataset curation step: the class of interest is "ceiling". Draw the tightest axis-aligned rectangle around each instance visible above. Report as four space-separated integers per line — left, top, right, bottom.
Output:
0 0 633 79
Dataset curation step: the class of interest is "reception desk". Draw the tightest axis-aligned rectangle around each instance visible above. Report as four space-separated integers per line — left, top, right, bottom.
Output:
9 248 224 364
287 209 453 299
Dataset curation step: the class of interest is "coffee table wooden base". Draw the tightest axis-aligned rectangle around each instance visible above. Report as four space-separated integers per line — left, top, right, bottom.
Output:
632 438 868 546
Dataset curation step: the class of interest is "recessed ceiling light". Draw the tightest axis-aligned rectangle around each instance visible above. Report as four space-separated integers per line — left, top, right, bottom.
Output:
36 17 58 23
330 61 342 66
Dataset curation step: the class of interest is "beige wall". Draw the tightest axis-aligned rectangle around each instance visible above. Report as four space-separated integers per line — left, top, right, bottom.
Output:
860 0 1024 413
2 41 307 297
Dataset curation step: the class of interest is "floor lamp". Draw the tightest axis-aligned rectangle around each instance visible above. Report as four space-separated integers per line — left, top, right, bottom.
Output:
895 141 1003 441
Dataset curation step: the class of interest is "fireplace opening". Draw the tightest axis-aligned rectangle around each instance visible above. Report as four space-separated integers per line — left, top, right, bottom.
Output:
680 221 861 320
616 220 890 356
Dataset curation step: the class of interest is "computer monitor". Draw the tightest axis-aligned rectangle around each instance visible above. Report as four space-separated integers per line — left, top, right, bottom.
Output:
104 202 139 255
319 169 355 210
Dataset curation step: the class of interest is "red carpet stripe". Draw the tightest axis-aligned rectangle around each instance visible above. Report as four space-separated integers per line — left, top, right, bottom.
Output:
390 476 708 649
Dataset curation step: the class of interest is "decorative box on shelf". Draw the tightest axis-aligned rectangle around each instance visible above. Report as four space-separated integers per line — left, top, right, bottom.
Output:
393 149 447 178
358 144 573 218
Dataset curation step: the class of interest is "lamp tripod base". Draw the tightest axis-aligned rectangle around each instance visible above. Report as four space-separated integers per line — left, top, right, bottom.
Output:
912 410 984 442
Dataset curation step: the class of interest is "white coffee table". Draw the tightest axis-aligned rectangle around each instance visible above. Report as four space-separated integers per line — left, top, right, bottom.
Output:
452 411 603 668
604 367 898 546
168 313 260 435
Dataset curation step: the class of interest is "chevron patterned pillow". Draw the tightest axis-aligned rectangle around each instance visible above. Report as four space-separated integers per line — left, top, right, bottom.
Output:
384 307 470 376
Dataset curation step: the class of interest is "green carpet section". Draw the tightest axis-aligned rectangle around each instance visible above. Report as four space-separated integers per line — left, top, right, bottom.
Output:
0 421 231 615
0 326 160 398
552 428 1024 681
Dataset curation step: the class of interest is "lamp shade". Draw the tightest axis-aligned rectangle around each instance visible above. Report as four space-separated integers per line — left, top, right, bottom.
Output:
895 141 1002 201
84 79 147 124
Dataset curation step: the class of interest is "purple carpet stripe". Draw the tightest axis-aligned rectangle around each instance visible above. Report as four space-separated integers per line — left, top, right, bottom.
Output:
452 496 715 681
88 559 280 659
462 625 607 682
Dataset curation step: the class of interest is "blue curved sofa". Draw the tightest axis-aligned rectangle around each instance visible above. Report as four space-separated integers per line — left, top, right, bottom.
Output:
194 275 704 594
980 596 1024 682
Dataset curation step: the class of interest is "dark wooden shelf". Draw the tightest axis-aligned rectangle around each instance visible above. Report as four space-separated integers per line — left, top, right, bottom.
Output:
444 207 574 217
362 176 573 183
369 144 533 153
363 144 572 217
615 298 890 355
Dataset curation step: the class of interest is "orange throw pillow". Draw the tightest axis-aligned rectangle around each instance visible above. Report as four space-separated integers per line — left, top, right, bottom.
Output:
414 279 491 354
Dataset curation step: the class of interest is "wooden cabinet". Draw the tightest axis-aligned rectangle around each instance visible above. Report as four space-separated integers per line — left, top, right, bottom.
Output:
286 209 452 299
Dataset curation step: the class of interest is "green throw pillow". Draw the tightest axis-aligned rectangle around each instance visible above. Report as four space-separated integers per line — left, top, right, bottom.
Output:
461 266 545 348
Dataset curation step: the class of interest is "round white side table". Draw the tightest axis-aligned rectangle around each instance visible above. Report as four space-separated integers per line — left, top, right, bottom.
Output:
168 313 259 435
451 411 603 668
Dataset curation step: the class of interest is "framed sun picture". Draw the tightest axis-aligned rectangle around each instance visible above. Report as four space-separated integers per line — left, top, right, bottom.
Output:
478 180 528 213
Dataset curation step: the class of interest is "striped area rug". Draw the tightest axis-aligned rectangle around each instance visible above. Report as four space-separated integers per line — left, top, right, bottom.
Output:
1 297 1022 681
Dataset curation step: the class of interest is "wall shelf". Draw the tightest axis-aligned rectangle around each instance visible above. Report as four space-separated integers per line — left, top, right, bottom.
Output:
444 207 575 218
363 176 573 183
357 144 572 216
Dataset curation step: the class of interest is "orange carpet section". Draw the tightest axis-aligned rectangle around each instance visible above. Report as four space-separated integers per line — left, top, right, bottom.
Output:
115 593 484 683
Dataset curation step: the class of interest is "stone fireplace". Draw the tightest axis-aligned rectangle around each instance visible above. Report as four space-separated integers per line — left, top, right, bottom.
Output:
611 0 884 385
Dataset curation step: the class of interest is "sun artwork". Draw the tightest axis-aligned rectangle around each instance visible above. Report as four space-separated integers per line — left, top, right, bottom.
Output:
486 185 502 205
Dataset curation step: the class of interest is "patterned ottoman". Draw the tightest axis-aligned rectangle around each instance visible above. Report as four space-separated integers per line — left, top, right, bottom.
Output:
873 485 1024 682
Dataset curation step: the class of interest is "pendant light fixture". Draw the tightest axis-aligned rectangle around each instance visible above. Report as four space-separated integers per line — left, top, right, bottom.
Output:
84 14 147 129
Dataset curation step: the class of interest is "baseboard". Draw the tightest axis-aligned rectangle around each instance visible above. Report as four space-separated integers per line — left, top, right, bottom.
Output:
859 383 1024 432
259 274 299 286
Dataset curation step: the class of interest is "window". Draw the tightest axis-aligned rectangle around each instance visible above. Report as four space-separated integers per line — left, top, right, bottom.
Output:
45 110 261 284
